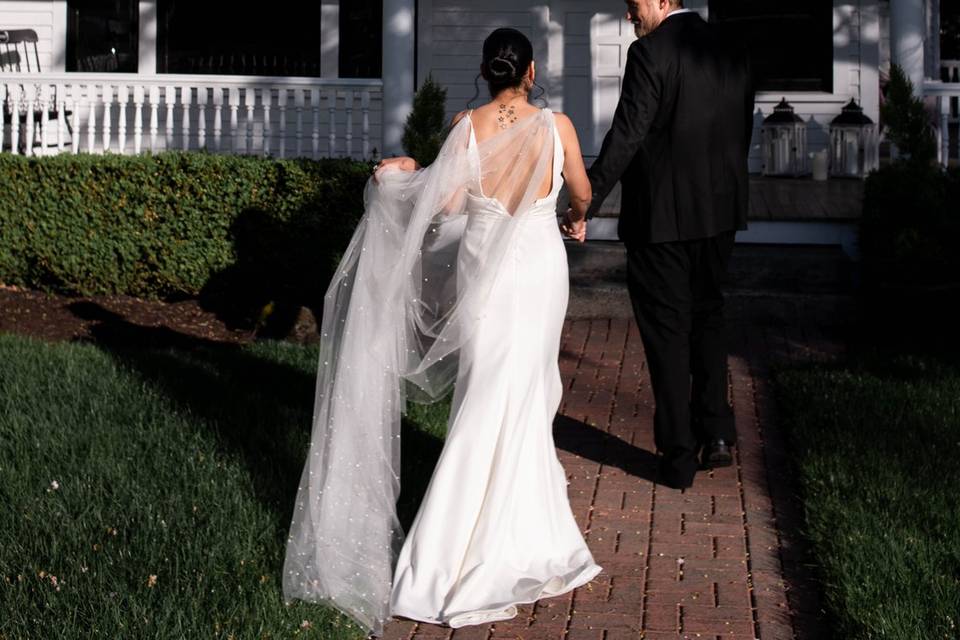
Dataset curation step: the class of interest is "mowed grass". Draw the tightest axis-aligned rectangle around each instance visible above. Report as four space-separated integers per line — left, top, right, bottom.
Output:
0 333 450 640
775 354 960 639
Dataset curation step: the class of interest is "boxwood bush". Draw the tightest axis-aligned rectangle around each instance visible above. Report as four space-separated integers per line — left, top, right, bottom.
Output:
0 151 372 328
859 163 960 288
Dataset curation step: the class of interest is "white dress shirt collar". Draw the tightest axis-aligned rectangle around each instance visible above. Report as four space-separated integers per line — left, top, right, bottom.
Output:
664 7 696 20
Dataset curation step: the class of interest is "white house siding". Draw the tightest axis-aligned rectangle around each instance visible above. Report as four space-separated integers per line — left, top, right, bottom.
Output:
416 0 545 123
417 0 880 174
0 0 63 72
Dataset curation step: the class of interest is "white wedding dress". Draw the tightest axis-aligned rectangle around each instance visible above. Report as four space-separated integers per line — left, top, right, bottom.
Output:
389 111 602 627
282 108 600 636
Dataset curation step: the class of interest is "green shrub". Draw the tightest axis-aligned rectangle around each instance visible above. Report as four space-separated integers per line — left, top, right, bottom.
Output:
402 75 448 166
0 151 372 326
859 163 960 288
880 64 937 166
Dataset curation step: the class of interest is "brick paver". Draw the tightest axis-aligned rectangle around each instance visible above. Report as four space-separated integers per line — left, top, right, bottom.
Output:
383 313 836 640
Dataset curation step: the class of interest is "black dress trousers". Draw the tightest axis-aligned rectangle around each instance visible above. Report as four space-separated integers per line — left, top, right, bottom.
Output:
626 231 737 480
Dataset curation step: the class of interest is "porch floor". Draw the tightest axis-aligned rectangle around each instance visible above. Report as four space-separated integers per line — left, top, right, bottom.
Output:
589 176 865 222
747 176 864 222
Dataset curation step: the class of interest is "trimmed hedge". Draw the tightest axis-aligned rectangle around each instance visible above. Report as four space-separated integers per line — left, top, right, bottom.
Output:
859 162 960 288
0 151 372 320
857 162 960 346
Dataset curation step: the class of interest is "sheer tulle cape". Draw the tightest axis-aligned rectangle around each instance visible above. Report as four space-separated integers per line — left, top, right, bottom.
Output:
282 110 557 636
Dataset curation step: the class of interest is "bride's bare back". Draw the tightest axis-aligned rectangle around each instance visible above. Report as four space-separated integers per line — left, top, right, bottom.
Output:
453 99 592 212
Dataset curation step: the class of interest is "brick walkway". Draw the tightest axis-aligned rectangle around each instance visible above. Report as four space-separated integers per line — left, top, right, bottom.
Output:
384 313 838 640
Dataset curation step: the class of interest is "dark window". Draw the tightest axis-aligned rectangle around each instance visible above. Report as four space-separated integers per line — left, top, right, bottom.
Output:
66 0 139 72
157 0 322 76
339 0 382 78
942 0 960 63
709 0 833 93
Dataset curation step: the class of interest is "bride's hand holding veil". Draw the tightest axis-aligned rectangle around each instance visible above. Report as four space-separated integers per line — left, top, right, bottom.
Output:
373 156 420 182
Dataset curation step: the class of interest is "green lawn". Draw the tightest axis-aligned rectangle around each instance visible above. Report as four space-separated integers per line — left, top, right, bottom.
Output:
0 333 450 640
775 354 960 639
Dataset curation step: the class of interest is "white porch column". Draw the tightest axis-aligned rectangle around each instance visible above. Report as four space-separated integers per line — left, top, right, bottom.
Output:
51 1 67 71
382 0 416 156
890 0 925 94
321 0 339 78
138 0 158 74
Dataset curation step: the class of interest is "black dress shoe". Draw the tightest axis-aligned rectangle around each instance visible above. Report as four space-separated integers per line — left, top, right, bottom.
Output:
700 439 733 469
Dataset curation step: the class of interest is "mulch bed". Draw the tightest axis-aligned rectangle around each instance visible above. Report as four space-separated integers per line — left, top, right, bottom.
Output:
0 284 269 346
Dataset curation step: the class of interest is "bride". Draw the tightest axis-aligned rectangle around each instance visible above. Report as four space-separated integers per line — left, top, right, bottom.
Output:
282 27 600 635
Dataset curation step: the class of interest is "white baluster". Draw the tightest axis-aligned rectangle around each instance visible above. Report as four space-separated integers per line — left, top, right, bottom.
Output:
245 88 255 154
149 86 160 153
344 90 354 159
165 85 176 150
262 88 272 157
86 85 98 154
361 91 371 159
941 95 951 168
229 87 240 153
70 84 81 154
24 84 36 156
39 84 51 156
56 83 66 151
197 86 208 150
311 88 321 158
0 84 6 152
133 86 145 154
327 88 337 157
102 84 113 153
181 85 193 150
278 88 287 158
9 85 21 155
117 85 129 154
294 88 305 158
212 87 223 151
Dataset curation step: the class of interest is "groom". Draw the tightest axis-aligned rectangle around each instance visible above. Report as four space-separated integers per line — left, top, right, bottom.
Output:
574 0 754 489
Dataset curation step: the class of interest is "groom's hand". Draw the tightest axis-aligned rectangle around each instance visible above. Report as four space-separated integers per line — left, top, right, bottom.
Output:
560 208 587 243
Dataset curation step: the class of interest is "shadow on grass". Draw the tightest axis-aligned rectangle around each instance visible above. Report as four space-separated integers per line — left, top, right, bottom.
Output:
69 300 314 522
67 300 445 532
397 419 444 532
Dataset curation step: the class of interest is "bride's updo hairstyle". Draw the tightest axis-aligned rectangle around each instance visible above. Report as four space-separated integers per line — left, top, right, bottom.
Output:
481 28 534 96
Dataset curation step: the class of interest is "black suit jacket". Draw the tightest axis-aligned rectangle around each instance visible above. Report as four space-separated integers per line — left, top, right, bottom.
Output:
586 12 754 245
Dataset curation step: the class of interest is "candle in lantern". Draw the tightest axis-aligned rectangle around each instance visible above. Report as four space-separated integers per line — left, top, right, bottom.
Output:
845 138 858 175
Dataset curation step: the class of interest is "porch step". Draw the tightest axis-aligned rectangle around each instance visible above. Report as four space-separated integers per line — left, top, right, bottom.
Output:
564 240 856 321
576 175 865 221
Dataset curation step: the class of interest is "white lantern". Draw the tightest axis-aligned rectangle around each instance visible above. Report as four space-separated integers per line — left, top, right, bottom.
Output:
761 98 807 177
829 98 879 178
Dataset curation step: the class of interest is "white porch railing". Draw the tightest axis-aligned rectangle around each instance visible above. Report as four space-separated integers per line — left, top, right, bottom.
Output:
940 60 959 124
0 73 383 160
926 71 960 168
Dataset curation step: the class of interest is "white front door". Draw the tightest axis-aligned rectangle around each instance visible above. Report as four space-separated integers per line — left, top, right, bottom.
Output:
547 4 634 158
590 11 635 156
